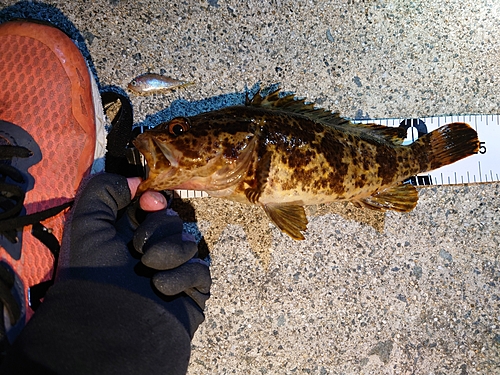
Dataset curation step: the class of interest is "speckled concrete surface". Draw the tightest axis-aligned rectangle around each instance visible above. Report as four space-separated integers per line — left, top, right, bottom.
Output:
1 1 499 373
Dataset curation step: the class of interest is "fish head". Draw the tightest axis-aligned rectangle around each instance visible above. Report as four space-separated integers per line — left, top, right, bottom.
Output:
133 116 257 193
127 78 145 92
127 75 156 93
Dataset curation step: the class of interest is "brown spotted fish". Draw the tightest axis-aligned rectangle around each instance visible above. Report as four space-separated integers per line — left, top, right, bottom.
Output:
133 89 479 240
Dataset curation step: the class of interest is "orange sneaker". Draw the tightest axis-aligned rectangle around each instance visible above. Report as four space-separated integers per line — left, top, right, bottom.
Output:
0 19 105 346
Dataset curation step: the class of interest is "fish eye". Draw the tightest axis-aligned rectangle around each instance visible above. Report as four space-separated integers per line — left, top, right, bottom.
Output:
168 117 190 136
130 80 137 86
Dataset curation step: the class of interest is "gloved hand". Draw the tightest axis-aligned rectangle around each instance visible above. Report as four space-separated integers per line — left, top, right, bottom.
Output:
1 173 211 375
62 172 211 315
133 210 211 310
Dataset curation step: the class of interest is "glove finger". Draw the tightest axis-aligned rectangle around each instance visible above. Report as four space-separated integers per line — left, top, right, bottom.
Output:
72 174 133 221
184 288 211 311
153 261 212 296
141 235 198 270
66 174 134 269
133 210 184 254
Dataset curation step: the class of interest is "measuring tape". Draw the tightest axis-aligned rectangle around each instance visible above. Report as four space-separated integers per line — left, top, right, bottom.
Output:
355 114 497 186
133 114 498 199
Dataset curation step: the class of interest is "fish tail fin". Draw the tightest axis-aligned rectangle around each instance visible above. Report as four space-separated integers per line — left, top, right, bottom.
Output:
413 122 479 172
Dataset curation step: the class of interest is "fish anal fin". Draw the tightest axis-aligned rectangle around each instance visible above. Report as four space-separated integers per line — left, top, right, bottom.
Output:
262 203 308 240
354 183 418 212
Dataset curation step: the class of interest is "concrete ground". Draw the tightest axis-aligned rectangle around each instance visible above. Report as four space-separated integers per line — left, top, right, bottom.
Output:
1 1 499 374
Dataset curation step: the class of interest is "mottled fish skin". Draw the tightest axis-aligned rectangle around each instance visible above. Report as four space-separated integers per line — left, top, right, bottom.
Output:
134 89 479 240
128 73 193 94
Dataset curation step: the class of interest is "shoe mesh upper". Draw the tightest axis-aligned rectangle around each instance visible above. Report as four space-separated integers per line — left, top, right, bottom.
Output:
0 21 97 322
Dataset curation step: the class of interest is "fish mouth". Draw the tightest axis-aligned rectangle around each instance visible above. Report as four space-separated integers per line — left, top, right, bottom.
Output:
133 133 179 173
152 137 179 168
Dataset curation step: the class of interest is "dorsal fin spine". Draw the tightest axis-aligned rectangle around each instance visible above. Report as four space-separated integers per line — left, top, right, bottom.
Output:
249 87 406 145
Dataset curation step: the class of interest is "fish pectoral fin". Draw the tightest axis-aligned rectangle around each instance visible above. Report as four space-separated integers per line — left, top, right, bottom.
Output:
354 183 418 212
262 203 308 240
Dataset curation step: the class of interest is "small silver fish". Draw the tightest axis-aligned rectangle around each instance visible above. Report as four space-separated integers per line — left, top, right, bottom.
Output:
128 73 193 95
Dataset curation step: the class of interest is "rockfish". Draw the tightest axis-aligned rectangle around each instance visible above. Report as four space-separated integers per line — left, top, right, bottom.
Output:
134 89 479 240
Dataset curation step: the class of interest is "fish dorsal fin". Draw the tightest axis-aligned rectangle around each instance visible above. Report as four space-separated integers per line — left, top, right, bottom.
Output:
262 203 308 240
248 88 347 125
248 88 406 145
352 183 418 212
346 123 408 145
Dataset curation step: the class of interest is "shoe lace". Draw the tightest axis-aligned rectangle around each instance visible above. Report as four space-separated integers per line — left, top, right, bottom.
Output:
0 144 73 327
1 145 73 243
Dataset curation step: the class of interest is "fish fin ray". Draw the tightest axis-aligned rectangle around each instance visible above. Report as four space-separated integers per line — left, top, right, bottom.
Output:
344 123 407 145
245 152 271 204
354 184 418 212
249 88 406 145
414 122 479 172
262 203 308 240
249 88 350 126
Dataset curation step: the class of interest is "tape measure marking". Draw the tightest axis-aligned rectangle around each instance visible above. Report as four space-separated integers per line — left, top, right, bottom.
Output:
355 114 499 186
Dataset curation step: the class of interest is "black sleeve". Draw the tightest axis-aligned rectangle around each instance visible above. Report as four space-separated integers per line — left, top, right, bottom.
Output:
0 279 194 375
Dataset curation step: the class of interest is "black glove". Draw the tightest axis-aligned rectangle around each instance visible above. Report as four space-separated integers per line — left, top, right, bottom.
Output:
133 210 211 310
1 173 211 375
62 173 211 313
